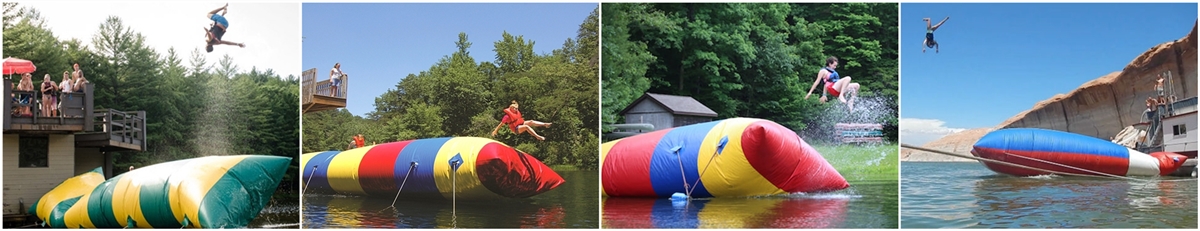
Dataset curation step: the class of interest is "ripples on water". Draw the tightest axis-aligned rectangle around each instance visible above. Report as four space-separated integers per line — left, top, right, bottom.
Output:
902 162 1198 228
302 170 599 228
248 197 301 228
602 180 898 228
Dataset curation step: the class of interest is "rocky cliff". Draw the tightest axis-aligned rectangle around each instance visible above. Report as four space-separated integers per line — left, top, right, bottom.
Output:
998 22 1197 139
903 22 1197 162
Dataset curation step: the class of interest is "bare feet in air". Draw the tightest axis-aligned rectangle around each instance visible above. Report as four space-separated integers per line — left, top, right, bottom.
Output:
239 43 246 48
536 135 546 141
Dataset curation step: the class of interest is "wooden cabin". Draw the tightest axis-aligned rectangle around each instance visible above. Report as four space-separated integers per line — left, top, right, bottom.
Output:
619 93 718 131
301 68 347 113
2 79 145 225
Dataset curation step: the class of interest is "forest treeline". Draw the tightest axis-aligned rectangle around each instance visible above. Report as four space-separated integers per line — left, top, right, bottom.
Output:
4 3 300 188
302 8 600 169
602 3 899 142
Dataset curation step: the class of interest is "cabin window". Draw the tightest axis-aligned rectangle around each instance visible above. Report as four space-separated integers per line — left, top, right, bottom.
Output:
19 135 49 168
1173 124 1188 136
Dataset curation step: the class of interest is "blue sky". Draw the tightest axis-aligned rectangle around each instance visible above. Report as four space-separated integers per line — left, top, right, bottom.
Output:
302 3 597 117
899 3 1197 145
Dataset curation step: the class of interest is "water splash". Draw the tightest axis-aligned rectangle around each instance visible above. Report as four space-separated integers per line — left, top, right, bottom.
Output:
190 75 236 157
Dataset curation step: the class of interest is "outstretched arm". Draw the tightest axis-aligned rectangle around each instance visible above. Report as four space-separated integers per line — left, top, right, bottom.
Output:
491 121 506 137
805 70 828 99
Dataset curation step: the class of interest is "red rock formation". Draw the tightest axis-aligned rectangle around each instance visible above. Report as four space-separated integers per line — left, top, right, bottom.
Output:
998 21 1197 139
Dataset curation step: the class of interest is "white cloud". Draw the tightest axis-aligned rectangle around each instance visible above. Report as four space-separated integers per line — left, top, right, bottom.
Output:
900 118 967 146
16 2 300 78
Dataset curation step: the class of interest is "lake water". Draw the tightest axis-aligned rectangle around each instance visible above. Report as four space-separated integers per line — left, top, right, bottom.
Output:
301 170 599 228
902 162 1198 228
602 178 898 228
248 196 301 228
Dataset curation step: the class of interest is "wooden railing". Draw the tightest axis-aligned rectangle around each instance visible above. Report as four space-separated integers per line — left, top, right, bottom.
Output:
301 68 348 105
3 79 94 132
88 109 146 151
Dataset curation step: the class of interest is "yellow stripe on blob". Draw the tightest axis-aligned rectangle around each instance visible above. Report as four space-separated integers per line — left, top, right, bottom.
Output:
32 168 104 228
170 155 247 228
699 118 783 197
434 137 491 199
327 147 370 195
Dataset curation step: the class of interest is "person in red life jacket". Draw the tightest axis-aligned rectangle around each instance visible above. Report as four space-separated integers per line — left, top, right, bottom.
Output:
804 56 860 111
491 100 553 141
204 3 245 53
353 134 365 148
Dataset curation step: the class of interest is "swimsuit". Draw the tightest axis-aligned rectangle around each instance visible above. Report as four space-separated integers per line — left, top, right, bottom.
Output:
209 14 228 42
925 29 937 47
824 67 841 97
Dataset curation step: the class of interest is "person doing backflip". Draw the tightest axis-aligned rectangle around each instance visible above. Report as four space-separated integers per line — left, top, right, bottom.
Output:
805 56 860 112
923 16 949 53
204 3 245 53
491 100 552 141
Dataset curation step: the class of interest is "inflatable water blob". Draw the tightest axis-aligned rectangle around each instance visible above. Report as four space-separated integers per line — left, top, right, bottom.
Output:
972 128 1189 177
29 167 105 228
301 137 564 200
601 118 849 198
31 155 291 228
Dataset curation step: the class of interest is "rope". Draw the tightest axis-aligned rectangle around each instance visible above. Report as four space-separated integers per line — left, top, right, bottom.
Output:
301 165 319 196
387 162 417 208
900 144 1128 180
1002 152 1148 182
451 160 459 229
687 147 721 197
673 147 691 198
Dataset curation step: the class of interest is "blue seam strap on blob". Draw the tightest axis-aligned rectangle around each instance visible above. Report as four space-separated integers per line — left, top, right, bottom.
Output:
717 136 728 155
450 153 463 171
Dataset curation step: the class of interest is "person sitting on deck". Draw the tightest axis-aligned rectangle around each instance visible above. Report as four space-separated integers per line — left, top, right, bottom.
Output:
204 3 246 53
491 100 553 141
72 63 89 91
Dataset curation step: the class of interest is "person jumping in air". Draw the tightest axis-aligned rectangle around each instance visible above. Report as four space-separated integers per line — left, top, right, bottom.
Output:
923 17 949 53
491 100 553 141
805 56 860 112
204 3 245 53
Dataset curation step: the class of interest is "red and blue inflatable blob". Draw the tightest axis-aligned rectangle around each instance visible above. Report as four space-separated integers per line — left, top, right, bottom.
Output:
301 137 564 199
601 118 848 197
972 128 1188 177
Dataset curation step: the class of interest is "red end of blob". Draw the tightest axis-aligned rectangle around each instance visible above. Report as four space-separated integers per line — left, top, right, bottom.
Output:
743 120 849 193
1150 152 1189 176
475 142 565 198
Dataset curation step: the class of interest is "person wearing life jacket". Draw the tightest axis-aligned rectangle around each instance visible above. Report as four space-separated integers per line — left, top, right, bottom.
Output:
805 56 860 111
923 16 949 53
491 100 553 141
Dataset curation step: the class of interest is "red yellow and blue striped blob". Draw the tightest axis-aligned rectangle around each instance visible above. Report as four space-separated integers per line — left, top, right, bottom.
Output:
31 155 292 228
300 136 565 200
29 167 105 228
602 118 849 198
972 128 1189 177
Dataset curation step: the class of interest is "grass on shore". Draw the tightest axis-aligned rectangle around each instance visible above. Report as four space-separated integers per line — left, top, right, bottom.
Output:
812 143 899 182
